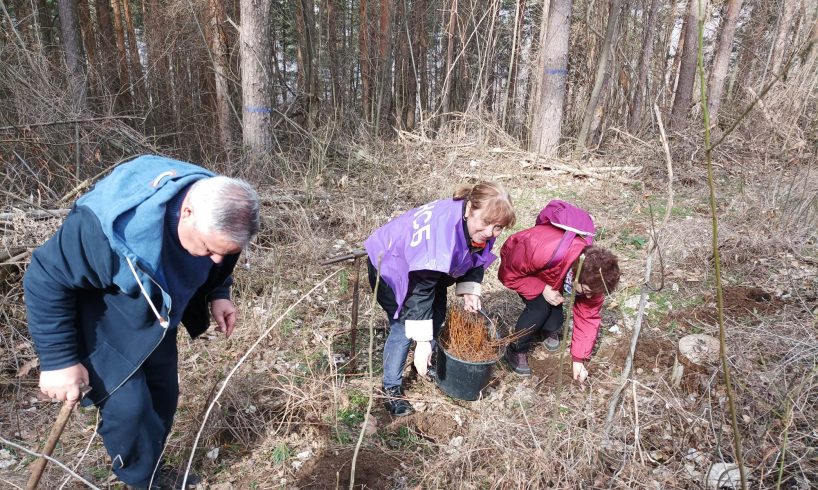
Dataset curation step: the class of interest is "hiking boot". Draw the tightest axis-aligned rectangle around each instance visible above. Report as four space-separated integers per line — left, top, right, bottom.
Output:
383 385 414 417
504 349 531 376
543 331 560 352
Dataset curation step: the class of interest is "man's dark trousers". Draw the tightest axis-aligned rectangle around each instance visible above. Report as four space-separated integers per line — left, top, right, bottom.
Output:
97 328 179 487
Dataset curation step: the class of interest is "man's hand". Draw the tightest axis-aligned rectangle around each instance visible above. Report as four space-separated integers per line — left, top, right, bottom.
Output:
542 285 564 306
462 293 481 312
210 299 237 338
40 364 89 403
572 361 589 384
413 341 433 376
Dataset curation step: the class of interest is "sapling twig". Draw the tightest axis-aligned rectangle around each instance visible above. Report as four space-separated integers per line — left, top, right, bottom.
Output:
552 254 585 429
349 257 380 490
697 0 746 487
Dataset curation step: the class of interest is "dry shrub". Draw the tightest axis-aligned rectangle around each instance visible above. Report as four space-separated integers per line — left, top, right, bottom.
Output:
440 308 500 362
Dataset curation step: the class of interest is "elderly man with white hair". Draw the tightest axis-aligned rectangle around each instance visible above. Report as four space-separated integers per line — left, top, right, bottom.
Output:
24 155 260 489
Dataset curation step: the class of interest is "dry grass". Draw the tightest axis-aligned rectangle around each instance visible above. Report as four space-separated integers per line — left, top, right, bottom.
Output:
1 112 817 488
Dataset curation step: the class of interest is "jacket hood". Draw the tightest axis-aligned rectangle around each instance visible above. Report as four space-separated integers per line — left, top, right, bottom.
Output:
75 155 214 292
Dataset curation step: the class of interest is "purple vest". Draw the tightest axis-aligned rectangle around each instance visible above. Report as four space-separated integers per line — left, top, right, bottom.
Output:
364 199 498 318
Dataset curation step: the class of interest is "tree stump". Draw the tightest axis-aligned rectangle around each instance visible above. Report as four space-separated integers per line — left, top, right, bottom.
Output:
670 334 720 392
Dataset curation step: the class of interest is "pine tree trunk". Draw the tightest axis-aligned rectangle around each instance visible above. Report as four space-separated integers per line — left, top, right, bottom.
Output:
325 0 343 108
57 0 88 113
110 0 133 110
670 0 705 130
530 0 572 156
76 0 98 94
95 0 124 110
628 0 660 130
374 0 392 130
707 0 743 124
359 0 372 122
295 0 317 128
123 0 146 104
240 0 274 152
210 0 235 150
576 0 622 152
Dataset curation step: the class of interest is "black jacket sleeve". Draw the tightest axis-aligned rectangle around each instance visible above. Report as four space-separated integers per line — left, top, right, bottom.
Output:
400 270 445 322
23 207 118 371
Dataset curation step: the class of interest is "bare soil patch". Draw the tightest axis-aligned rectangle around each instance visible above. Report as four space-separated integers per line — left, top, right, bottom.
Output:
295 447 403 489
609 335 676 371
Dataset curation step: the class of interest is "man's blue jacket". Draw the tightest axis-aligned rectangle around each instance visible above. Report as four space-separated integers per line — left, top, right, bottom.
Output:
23 156 239 406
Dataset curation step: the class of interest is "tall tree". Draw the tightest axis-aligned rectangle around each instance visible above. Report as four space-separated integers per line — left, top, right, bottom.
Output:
325 0 343 108
707 0 743 123
359 0 372 121
57 0 88 112
502 0 526 130
123 0 145 103
628 0 660 130
530 0 572 156
210 0 235 150
440 0 458 122
110 0 132 109
576 0 623 152
294 0 317 128
240 0 274 152
670 0 706 130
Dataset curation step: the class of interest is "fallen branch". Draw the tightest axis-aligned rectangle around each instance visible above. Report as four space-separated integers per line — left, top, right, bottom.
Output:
0 436 101 490
0 209 70 220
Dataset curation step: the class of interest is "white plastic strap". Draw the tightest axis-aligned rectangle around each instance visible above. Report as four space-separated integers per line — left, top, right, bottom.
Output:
125 257 169 328
553 223 595 236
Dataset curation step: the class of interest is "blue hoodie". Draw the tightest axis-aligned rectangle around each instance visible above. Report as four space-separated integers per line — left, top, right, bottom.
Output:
24 155 238 405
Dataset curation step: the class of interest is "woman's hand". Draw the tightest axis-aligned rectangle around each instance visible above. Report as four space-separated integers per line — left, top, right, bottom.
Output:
572 361 588 384
462 293 481 312
542 285 564 306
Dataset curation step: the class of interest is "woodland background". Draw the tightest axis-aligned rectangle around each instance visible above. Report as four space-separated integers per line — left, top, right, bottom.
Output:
1 0 817 488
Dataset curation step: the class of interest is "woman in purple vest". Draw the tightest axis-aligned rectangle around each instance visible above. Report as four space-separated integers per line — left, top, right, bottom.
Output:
364 183 516 416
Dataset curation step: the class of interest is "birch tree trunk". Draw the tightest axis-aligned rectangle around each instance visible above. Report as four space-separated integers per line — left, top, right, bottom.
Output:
707 0 743 123
240 0 274 152
530 0 572 156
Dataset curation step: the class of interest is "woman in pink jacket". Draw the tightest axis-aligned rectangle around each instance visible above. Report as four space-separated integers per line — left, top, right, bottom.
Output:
498 211 619 382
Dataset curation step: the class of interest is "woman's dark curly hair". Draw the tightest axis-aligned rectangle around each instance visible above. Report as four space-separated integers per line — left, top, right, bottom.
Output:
573 246 620 295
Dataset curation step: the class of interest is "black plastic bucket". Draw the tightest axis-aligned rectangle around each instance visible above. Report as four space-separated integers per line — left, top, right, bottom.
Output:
435 347 499 401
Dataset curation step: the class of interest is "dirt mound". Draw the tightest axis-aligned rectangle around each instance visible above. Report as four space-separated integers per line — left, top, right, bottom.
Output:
296 448 403 489
381 410 462 445
610 336 676 371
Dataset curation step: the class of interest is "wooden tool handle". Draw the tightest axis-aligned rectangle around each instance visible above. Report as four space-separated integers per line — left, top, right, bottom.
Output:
26 400 78 490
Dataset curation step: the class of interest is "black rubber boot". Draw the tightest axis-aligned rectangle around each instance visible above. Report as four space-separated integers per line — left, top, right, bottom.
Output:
383 385 414 417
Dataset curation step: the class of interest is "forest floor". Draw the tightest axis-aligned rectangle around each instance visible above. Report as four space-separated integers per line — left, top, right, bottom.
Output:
1 128 816 489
